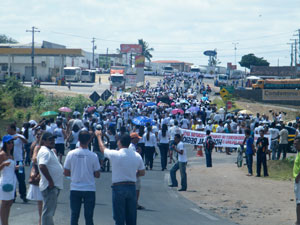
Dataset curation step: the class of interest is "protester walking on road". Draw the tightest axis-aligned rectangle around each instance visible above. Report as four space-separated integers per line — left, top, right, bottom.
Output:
129 132 145 210
37 132 63 225
203 130 215 167
95 131 145 225
277 124 289 160
293 137 300 225
64 130 101 225
53 120 66 164
256 130 269 177
7 124 28 203
169 134 187 191
0 135 17 225
143 126 156 170
244 129 255 176
27 130 43 225
158 124 170 171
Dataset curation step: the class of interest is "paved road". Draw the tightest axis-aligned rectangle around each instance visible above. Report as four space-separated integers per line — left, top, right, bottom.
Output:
9 147 236 225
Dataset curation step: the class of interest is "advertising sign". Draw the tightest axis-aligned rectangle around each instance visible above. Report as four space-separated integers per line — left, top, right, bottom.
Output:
135 55 145 67
263 89 300 101
120 44 142 54
204 50 217 57
181 129 270 148
125 74 137 87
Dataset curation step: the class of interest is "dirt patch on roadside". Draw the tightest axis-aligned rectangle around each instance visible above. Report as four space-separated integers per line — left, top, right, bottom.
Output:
235 100 300 122
181 156 295 225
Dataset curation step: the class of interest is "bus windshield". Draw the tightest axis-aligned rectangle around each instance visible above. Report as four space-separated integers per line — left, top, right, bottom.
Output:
191 68 200 73
163 67 173 71
64 69 76 76
111 76 124 83
81 71 89 75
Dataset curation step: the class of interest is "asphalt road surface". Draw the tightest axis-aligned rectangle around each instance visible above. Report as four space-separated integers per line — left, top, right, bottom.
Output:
9 148 236 225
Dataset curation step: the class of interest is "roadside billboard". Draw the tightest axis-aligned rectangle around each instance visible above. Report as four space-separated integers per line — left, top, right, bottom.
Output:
135 55 145 67
120 44 142 54
263 89 300 101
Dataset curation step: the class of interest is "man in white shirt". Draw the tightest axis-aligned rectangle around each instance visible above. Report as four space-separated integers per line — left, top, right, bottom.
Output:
7 124 28 203
95 131 145 225
169 134 187 191
64 130 101 225
37 132 64 225
269 122 280 160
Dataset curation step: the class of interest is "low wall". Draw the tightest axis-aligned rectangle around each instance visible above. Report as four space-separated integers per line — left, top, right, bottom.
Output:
234 89 300 106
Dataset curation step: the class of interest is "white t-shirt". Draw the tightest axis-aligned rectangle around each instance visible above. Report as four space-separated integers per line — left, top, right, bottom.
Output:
64 147 100 191
269 128 280 140
169 126 182 141
158 130 170 144
70 131 80 145
177 142 187 162
216 126 224 133
54 128 65 144
12 134 25 161
143 132 157 147
104 148 145 183
37 146 64 191
180 118 189 129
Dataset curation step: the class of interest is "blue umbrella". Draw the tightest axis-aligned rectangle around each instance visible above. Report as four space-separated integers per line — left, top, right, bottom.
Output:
123 102 131 105
132 116 155 126
201 96 208 102
145 102 156 107
188 106 200 113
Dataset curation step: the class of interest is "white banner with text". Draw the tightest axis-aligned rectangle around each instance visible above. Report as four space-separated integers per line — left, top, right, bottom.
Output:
181 129 270 148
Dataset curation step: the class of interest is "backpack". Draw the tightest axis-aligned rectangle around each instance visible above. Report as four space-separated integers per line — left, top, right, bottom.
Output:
205 136 215 151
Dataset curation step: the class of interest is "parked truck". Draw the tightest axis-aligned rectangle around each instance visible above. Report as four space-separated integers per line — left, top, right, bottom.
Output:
109 66 126 91
252 79 300 89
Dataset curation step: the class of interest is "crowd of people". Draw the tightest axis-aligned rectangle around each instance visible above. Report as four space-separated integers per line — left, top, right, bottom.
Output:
0 73 299 225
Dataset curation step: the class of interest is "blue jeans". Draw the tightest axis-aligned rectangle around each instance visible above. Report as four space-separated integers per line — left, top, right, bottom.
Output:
170 162 187 190
246 154 253 175
277 143 288 160
70 190 95 225
41 187 60 225
271 140 278 160
205 149 212 167
112 184 137 225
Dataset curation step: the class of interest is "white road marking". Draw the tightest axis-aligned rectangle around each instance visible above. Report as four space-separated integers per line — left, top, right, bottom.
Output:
191 208 219 221
164 173 178 198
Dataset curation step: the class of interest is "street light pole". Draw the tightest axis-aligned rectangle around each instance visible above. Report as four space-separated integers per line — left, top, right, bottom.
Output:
26 26 40 86
232 42 239 66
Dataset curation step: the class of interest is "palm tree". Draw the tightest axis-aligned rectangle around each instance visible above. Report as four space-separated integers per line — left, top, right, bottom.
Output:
138 39 154 62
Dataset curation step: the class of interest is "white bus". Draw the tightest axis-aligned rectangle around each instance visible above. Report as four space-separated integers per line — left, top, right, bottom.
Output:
190 65 201 73
162 66 174 76
64 67 81 82
81 69 96 83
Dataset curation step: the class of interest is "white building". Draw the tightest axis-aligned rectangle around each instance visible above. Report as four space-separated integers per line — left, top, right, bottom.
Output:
0 41 98 81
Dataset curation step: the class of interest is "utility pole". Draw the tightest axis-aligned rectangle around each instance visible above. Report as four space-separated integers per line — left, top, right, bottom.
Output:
291 38 298 77
106 48 108 69
26 26 40 86
232 42 239 66
91 38 96 68
287 42 294 67
294 29 300 64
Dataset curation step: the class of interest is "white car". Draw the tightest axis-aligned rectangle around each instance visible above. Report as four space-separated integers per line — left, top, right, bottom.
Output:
203 73 215 79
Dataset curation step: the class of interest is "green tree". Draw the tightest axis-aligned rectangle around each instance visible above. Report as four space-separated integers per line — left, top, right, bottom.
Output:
0 34 18 44
138 39 154 62
239 53 270 69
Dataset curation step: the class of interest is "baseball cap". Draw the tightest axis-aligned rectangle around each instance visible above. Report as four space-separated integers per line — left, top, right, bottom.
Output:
2 135 13 143
130 132 141 139
41 132 54 141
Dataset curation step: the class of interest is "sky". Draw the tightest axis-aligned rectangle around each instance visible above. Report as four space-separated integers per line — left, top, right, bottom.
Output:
1 0 300 69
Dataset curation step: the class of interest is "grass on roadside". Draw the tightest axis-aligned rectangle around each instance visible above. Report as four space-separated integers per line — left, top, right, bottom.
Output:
241 156 295 181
